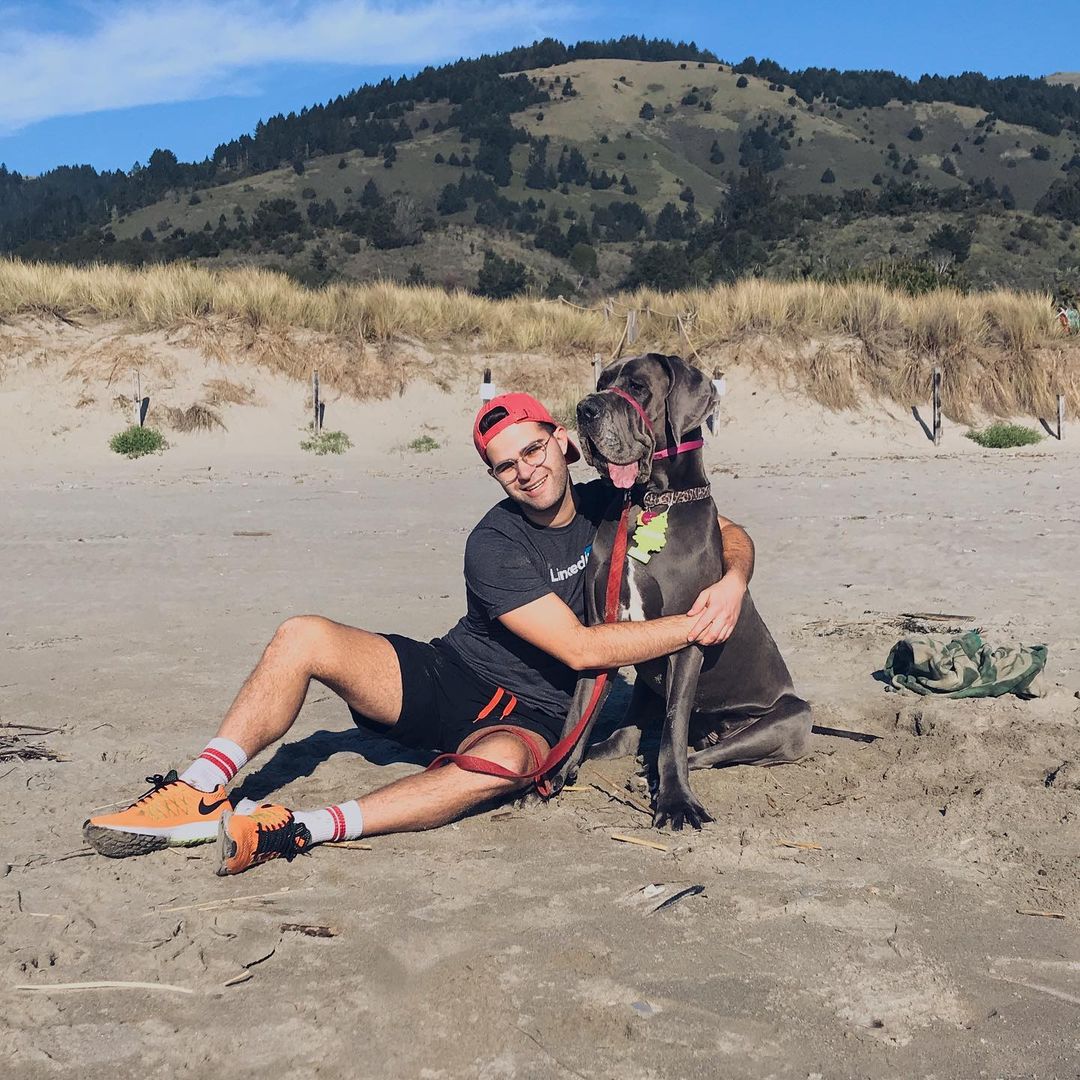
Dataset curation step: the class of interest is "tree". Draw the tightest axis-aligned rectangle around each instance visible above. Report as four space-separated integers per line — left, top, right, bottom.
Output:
736 75 749 89
561 78 576 97
251 199 302 241
654 202 686 240
941 156 957 176
639 102 655 120
928 222 972 262
569 242 598 276
820 168 836 184
436 183 467 215
476 251 530 298
140 227 155 242
623 243 696 290
907 125 924 141
360 178 383 208
1032 144 1051 161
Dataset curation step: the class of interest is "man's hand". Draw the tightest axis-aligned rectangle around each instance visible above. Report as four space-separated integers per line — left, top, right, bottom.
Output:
686 572 747 645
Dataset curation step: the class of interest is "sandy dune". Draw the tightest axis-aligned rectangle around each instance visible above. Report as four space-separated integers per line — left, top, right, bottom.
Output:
2 318 1079 1077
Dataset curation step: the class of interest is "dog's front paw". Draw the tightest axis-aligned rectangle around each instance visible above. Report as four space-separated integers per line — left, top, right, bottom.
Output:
652 791 713 831
542 761 578 799
527 764 578 807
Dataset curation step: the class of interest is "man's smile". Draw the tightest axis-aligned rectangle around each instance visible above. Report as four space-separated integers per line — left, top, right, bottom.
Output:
517 473 547 496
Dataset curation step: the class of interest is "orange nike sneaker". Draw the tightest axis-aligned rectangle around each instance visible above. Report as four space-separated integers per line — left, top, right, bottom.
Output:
216 804 312 876
84 771 232 858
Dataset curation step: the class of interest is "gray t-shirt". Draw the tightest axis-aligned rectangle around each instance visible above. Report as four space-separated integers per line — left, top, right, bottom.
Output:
440 479 612 718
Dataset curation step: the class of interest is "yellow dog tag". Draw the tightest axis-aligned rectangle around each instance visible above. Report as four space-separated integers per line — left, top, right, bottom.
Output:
627 510 668 565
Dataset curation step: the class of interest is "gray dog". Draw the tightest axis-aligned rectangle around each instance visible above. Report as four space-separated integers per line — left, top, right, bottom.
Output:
552 353 811 830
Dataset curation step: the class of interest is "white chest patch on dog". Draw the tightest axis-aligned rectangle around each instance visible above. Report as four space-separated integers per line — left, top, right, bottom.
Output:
622 559 646 622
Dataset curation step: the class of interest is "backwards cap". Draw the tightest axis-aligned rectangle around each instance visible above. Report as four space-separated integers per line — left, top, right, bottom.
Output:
473 392 581 465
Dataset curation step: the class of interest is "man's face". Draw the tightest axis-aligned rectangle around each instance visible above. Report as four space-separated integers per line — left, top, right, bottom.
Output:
485 421 570 513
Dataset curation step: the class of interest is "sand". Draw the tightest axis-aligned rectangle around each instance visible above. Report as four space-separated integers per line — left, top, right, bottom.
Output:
2 316 1079 1078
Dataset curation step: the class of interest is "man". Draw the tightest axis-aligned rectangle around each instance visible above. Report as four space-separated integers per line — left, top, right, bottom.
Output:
85 393 754 875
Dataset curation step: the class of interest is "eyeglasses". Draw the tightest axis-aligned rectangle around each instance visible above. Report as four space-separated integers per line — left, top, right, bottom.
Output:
491 434 554 481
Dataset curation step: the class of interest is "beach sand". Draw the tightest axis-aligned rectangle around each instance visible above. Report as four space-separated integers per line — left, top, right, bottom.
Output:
2 317 1079 1077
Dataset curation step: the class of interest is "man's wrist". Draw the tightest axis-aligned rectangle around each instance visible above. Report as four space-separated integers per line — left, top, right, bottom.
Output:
722 568 749 590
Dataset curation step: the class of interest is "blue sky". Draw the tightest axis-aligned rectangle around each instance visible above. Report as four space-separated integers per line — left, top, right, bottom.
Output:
0 0 1071 176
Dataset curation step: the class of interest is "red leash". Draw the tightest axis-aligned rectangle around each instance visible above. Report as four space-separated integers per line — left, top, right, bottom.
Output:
427 493 632 796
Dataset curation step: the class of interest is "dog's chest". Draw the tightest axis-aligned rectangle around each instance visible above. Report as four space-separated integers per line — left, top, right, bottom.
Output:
621 559 646 622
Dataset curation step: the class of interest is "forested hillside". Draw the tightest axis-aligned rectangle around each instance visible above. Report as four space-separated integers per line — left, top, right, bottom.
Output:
7 37 1080 296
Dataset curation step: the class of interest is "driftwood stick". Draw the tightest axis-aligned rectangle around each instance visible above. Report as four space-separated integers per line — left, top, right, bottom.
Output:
150 887 291 915
587 769 653 817
17 980 194 995
611 833 668 852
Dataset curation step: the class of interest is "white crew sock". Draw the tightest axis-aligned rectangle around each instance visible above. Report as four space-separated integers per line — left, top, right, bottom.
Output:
294 801 364 844
178 737 248 792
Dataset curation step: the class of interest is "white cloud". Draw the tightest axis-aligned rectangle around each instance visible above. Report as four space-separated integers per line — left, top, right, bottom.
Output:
0 0 567 135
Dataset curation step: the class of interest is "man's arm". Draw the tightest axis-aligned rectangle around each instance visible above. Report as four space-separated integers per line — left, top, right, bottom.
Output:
718 514 754 585
499 594 696 672
685 515 755 645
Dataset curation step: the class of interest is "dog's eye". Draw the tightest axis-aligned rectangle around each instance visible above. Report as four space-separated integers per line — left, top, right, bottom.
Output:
627 380 646 395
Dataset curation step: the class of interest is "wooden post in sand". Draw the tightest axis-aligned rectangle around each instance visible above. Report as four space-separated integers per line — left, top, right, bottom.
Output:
1057 394 1065 440
593 353 603 389
312 370 321 433
932 366 942 447
480 368 495 402
131 370 142 427
626 308 638 345
708 369 726 434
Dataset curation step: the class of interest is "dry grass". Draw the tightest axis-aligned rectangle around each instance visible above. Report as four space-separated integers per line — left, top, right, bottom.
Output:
2 258 1079 417
158 403 226 433
202 377 256 406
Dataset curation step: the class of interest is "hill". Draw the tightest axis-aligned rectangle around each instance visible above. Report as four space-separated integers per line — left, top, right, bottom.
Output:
9 39 1080 295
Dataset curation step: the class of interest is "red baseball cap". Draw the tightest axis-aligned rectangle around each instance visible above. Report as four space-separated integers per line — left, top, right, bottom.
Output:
473 392 581 465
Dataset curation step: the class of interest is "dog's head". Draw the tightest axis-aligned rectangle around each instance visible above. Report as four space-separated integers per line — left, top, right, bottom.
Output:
575 353 716 488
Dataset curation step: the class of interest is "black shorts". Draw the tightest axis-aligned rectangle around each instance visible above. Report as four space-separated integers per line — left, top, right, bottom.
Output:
349 634 562 754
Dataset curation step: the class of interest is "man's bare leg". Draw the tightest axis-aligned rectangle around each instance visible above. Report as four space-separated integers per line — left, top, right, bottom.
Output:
85 615 406 857
215 615 404 757
217 728 548 873
358 729 547 834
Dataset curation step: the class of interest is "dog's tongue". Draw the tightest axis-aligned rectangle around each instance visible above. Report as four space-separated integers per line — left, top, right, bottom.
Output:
607 462 638 489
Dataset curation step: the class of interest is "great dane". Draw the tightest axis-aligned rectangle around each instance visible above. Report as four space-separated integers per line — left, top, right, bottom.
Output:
552 353 811 829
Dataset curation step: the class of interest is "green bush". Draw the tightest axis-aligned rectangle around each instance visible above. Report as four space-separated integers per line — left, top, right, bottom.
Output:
109 426 166 458
406 435 440 453
300 430 352 455
965 423 1043 449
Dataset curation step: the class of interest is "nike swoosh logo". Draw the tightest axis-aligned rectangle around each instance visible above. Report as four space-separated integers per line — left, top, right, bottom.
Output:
197 796 230 815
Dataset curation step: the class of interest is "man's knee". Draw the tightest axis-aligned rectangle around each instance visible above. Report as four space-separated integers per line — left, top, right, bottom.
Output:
271 615 334 662
463 731 549 794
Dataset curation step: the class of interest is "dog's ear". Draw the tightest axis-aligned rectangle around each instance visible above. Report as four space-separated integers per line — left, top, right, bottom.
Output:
655 354 716 443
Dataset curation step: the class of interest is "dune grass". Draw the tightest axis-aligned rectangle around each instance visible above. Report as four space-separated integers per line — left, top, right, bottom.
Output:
965 423 1044 448
3 258 1078 419
158 402 226 433
301 429 352 455
109 426 166 458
